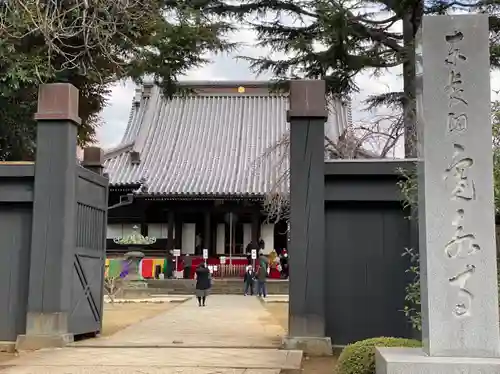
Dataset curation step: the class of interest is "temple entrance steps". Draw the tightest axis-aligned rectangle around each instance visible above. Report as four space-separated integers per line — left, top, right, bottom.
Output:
0 296 302 373
145 278 289 295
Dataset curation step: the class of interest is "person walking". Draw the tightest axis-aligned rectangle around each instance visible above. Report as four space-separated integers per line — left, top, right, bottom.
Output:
280 251 289 279
195 263 211 307
257 251 269 298
243 265 255 296
165 250 174 279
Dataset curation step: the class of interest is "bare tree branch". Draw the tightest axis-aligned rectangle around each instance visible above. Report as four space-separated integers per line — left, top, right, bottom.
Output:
253 110 404 225
0 0 161 80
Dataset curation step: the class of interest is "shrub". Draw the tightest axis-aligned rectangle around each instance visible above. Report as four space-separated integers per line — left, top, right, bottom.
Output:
335 337 421 374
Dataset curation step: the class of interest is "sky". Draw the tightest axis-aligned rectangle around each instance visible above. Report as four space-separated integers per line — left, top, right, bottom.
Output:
96 25 500 150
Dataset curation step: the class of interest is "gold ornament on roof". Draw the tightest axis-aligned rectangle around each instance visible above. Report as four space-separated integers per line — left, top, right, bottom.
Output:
238 86 245 93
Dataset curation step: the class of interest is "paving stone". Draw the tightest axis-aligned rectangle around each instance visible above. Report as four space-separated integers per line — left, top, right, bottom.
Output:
261 295 289 303
1 296 298 374
0 367 281 374
2 348 300 369
77 295 285 348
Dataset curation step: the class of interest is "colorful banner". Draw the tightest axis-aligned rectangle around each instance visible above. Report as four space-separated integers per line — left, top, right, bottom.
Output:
105 258 166 279
105 255 282 279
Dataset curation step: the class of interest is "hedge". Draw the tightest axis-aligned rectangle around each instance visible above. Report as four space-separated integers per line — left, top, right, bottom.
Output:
335 337 421 374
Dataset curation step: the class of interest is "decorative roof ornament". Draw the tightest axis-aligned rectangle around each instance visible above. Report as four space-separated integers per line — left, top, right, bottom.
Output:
113 225 156 245
133 176 149 194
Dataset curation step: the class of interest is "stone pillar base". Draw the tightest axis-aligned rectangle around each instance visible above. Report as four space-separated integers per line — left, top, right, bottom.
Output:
15 333 73 351
0 341 16 353
282 336 332 356
126 280 148 289
376 347 500 374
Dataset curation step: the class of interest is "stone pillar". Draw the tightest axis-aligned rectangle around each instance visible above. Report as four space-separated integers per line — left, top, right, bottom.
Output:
82 147 104 175
376 15 500 374
204 211 211 256
283 80 331 356
16 84 80 350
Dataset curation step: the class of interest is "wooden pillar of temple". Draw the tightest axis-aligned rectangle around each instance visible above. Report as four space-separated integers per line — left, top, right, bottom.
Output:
174 217 182 250
140 202 148 237
204 211 211 257
251 207 260 244
167 210 175 253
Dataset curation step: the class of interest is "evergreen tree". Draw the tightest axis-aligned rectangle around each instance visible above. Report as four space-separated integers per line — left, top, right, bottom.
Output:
210 0 500 156
0 0 233 160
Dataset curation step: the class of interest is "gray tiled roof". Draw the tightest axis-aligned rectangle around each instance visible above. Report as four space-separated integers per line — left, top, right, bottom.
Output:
104 81 351 196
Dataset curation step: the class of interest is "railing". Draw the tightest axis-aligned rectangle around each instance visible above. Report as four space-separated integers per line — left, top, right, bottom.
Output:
210 264 247 278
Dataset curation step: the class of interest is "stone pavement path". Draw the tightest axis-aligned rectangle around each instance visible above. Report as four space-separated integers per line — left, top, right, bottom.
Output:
0 295 302 373
78 294 285 348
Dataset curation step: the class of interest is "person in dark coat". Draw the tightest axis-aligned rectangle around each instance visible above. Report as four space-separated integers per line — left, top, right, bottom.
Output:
258 238 265 251
183 254 192 279
257 252 269 298
165 250 174 279
280 251 289 279
195 263 211 307
243 265 256 295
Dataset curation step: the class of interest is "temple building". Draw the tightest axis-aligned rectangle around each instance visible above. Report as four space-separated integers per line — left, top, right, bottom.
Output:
104 81 352 260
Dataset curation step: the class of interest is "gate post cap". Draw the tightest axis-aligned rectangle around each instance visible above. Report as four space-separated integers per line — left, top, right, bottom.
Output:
287 80 328 120
82 147 104 167
35 83 81 125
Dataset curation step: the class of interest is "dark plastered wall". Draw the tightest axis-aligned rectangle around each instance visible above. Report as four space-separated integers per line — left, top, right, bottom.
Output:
0 160 108 342
0 165 34 341
323 160 417 346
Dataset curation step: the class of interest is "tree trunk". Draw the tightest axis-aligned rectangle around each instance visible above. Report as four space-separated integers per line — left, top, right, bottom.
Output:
402 0 423 158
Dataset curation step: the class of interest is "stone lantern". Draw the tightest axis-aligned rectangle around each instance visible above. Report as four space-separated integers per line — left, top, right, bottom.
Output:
113 225 156 288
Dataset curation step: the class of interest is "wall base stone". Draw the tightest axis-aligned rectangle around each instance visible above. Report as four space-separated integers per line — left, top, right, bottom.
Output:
15 333 73 351
0 341 16 353
282 336 332 356
376 347 500 374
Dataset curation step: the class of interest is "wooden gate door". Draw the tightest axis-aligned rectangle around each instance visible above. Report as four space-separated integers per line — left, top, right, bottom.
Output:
69 167 108 336
324 202 413 346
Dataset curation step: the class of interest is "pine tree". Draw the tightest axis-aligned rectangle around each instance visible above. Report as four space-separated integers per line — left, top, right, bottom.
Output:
210 0 500 156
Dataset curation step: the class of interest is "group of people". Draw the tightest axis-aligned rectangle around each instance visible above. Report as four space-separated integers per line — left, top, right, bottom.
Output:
243 250 270 297
192 237 290 306
194 250 272 306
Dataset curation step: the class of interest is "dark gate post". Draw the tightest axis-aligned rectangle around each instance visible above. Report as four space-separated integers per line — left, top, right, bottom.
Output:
82 147 104 175
16 83 80 350
283 80 332 355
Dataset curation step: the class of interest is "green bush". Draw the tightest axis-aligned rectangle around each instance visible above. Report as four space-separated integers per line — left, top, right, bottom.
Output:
335 337 421 374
